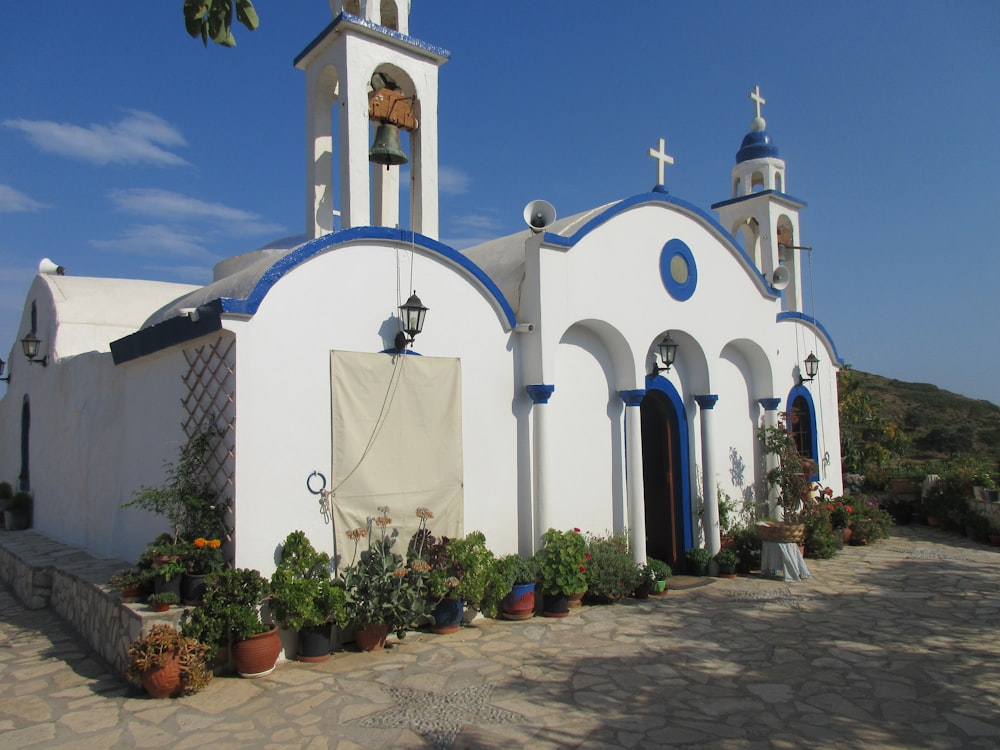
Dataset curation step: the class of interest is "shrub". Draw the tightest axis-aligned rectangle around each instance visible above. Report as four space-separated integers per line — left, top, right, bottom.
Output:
534 528 587 596
583 531 638 602
803 507 839 559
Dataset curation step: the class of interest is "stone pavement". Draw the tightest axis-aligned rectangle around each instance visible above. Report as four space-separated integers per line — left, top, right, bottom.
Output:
2 525 999 749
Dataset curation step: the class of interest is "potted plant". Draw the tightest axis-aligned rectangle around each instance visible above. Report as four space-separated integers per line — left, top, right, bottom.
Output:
496 554 537 620
686 547 712 576
122 427 230 545
646 558 672 594
148 591 180 612
713 549 738 577
108 569 150 603
582 530 638 603
139 537 189 598
533 528 588 617
757 420 811 543
125 624 212 698
340 507 432 650
180 537 224 604
4 490 32 531
269 530 348 662
731 525 762 573
181 567 279 678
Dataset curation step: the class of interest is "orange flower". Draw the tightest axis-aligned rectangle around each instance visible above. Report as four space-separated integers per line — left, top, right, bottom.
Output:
194 538 207 548
208 539 221 549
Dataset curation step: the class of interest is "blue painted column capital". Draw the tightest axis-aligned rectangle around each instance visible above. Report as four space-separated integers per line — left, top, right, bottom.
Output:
694 394 719 410
619 389 646 407
758 397 782 411
526 384 555 404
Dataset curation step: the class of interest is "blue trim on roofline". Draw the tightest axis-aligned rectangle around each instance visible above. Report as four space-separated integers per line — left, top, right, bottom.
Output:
294 13 451 67
541 191 775 297
710 189 807 210
776 312 845 365
218 227 517 329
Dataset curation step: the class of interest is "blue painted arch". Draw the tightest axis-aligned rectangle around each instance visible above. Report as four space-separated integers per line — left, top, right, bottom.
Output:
786 384 820 482
217 227 517 330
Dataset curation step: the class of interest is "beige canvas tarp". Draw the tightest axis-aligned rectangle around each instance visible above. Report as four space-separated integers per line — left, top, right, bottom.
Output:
330 351 463 566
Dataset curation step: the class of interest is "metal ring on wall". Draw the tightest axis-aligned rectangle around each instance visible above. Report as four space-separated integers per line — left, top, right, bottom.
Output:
306 471 327 495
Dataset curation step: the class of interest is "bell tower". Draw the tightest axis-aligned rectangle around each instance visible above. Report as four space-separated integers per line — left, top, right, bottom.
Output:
713 85 807 312
295 1 448 239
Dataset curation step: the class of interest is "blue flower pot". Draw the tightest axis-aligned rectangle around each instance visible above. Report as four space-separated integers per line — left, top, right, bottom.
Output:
431 597 463 634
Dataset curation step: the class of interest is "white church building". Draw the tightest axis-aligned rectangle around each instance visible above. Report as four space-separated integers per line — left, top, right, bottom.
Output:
0 1 843 576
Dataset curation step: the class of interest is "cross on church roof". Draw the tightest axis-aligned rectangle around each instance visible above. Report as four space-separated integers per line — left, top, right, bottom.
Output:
648 137 675 186
750 84 766 119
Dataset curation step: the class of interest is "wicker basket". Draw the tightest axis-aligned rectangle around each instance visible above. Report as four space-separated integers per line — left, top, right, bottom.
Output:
756 522 806 544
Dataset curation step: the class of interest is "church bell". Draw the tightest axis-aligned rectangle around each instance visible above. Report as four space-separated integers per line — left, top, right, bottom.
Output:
369 123 408 168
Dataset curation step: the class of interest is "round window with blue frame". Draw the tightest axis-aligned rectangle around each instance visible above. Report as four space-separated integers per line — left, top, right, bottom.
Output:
659 239 697 301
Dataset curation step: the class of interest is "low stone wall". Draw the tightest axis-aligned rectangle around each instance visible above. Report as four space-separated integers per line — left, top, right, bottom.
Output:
967 497 1000 529
0 529 183 676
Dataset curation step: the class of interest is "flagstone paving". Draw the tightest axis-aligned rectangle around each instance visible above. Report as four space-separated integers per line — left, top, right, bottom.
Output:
2 525 999 749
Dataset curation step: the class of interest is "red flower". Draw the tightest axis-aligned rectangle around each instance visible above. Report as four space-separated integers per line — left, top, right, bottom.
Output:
573 527 581 533
579 565 586 572
585 552 592 560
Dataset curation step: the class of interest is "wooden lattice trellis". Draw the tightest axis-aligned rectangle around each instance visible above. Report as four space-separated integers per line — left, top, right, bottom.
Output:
182 335 236 550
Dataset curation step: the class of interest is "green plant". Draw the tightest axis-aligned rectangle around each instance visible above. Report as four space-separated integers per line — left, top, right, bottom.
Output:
731 525 762 571
183 537 225 575
717 486 740 536
803 507 839 559
582 531 638 603
646 557 672 582
713 548 738 568
269 530 348 632
0 481 12 504
122 427 229 544
7 491 32 512
686 547 712 566
498 554 536 586
758 419 811 522
148 591 180 608
181 568 271 660
534 528 588 597
636 563 657 587
849 499 894 545
108 568 149 592
125 624 212 696
339 507 432 638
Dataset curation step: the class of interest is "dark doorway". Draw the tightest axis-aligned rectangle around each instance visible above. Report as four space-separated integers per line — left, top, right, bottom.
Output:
640 388 687 569
19 397 30 492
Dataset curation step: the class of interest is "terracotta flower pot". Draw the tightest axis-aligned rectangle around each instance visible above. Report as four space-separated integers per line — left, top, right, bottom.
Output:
139 652 183 699
354 623 389 652
232 626 280 678
501 582 535 620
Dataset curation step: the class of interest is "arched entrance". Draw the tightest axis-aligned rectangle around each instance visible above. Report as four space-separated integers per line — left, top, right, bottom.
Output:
640 381 691 569
786 384 819 481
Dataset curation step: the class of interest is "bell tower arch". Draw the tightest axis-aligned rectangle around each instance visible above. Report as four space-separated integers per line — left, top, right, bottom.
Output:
297 3 448 238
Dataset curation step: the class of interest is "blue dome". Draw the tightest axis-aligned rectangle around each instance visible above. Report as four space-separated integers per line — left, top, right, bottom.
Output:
736 130 779 163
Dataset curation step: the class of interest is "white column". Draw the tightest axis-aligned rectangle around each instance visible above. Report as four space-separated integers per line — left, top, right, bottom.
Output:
620 389 647 564
695 395 720 557
526 384 555 553
758 397 782 518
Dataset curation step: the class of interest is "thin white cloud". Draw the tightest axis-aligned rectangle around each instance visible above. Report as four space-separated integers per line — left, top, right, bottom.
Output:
438 165 470 195
109 188 284 236
90 224 215 260
3 110 188 167
452 214 502 231
0 185 48 212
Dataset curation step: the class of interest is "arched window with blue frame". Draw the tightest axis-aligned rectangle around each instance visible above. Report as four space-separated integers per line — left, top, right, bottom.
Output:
785 384 819 481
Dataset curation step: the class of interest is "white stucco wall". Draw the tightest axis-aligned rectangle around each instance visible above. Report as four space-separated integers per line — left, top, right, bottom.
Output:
222 241 519 575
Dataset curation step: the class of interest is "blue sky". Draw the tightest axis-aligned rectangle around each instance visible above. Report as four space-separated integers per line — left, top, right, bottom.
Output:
2 2 998 406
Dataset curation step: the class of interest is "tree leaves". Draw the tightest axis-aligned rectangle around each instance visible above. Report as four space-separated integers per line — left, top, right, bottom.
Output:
183 0 259 48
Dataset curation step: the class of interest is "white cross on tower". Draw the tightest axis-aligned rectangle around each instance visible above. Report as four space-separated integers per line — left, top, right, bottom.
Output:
749 84 766 119
648 137 675 186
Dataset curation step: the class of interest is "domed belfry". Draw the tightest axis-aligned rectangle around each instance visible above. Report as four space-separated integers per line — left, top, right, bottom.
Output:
713 85 807 313
295 1 449 239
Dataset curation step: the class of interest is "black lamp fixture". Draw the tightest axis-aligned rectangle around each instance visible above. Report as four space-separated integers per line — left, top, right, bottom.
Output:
650 332 679 376
799 351 819 383
394 291 428 353
0 356 9 383
20 331 47 367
